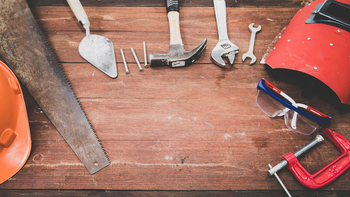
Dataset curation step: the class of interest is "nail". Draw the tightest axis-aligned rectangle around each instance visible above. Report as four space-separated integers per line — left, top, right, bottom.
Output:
131 47 143 72
143 41 148 68
120 49 129 74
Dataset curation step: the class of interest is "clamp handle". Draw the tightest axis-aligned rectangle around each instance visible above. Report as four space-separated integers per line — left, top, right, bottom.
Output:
283 128 350 189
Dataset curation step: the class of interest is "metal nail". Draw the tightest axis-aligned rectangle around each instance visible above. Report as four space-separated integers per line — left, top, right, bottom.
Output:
120 49 129 74
131 47 143 72
143 41 148 68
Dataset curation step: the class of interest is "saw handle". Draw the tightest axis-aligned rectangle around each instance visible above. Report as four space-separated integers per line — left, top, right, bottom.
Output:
67 0 90 29
166 0 179 13
283 128 350 189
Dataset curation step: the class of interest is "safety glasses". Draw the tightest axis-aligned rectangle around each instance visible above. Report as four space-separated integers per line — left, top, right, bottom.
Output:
256 78 331 135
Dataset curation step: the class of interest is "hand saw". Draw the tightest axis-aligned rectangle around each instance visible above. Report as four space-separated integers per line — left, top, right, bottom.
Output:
0 0 110 174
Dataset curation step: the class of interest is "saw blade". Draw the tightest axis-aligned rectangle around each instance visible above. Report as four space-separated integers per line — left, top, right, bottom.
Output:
0 0 110 174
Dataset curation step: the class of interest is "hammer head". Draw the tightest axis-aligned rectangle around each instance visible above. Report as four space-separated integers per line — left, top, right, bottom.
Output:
149 39 207 68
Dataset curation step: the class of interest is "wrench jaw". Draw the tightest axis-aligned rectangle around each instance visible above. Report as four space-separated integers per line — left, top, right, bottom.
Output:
242 23 261 65
210 52 236 68
226 51 238 66
248 23 261 32
210 46 226 67
211 40 239 68
242 53 257 65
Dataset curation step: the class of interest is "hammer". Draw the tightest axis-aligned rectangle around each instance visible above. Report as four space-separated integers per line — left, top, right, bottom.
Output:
149 0 207 68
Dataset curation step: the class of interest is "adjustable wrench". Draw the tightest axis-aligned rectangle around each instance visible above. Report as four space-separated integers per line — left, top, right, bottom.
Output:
242 23 261 65
211 0 239 68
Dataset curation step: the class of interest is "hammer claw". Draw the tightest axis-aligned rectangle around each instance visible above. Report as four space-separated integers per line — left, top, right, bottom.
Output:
150 39 207 68
149 0 207 68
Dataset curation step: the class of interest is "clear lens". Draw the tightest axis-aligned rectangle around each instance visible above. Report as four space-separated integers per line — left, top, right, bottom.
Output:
256 90 286 117
284 110 321 135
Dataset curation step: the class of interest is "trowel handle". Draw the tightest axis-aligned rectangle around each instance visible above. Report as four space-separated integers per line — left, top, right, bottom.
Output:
283 128 350 189
67 0 89 27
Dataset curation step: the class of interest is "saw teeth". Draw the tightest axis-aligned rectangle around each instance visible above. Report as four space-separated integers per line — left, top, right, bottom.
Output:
0 1 110 174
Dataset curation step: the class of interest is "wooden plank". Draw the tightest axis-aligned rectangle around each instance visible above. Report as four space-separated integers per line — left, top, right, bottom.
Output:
31 6 298 64
31 6 297 33
1 190 349 197
27 0 314 7
1 63 350 190
2 3 350 193
1 138 349 190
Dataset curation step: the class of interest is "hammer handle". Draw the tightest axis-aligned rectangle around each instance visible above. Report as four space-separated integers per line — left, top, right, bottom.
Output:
166 0 179 13
166 0 182 45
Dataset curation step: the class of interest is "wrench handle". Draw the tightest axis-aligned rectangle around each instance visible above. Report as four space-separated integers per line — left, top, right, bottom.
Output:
166 0 179 13
213 0 229 40
248 31 257 52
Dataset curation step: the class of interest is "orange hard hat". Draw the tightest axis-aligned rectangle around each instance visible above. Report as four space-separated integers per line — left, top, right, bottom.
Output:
0 61 31 184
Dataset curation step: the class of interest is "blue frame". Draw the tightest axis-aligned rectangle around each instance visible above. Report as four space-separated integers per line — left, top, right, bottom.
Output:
257 78 331 125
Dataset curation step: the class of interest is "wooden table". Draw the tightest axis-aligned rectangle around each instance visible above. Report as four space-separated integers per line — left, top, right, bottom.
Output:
1 0 350 196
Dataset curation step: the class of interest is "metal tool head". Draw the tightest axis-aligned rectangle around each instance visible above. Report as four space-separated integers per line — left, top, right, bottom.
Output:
210 38 239 68
149 39 207 68
242 51 257 65
79 34 117 78
242 23 261 65
248 23 261 32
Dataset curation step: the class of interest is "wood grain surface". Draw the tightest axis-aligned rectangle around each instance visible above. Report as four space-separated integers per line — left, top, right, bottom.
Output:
2 0 350 196
27 0 314 7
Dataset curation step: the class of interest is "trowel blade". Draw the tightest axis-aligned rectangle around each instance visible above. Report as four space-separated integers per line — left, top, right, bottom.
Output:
79 35 117 78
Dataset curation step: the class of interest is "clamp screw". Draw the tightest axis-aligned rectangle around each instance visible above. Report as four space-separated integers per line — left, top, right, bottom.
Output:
268 135 324 197
268 164 292 197
268 135 324 176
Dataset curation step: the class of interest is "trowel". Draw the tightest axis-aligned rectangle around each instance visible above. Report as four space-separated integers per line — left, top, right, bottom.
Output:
67 0 117 78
